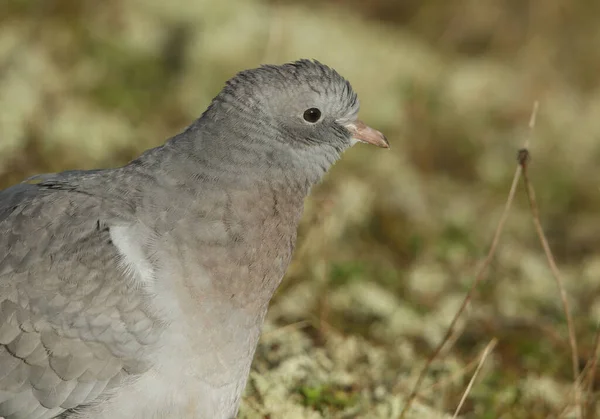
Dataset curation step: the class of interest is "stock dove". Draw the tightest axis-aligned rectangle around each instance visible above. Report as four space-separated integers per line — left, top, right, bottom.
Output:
0 59 388 419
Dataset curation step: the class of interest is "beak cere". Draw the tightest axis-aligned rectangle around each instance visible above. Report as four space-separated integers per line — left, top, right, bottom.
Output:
346 120 389 148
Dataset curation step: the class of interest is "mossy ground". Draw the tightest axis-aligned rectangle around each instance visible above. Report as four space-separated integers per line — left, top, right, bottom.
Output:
2 1 600 417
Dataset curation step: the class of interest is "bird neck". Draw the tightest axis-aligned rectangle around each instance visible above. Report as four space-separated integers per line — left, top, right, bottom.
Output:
157 111 341 197
129 118 342 308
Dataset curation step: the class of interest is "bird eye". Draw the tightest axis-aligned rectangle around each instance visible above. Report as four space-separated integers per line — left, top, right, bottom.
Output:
303 108 321 123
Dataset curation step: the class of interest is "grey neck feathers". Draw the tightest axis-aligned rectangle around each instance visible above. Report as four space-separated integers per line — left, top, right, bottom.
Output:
122 102 346 307
141 104 343 198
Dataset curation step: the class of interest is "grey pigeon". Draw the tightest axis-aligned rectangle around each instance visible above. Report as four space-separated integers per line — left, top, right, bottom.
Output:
0 59 388 419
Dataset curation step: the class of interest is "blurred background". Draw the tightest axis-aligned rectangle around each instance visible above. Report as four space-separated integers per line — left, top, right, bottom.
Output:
2 0 600 418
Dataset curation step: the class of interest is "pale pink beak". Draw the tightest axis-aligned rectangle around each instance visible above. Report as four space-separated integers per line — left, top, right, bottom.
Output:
346 120 389 148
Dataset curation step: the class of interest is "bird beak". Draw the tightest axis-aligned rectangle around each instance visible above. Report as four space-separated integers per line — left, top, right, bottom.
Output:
345 120 389 149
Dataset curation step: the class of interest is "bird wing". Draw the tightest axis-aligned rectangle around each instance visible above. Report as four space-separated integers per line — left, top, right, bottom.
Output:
0 178 160 419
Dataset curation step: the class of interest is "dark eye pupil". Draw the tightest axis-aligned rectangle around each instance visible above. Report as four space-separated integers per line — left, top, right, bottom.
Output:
303 108 321 123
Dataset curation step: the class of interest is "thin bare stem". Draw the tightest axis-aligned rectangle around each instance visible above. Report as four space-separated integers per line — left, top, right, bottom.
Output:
397 102 539 419
583 326 600 419
397 164 520 418
422 355 481 393
421 336 500 395
520 164 581 418
556 363 593 419
452 338 497 419
525 101 539 147
559 328 600 419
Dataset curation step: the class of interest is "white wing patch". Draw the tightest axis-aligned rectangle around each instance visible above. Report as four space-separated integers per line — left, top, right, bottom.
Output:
109 225 154 286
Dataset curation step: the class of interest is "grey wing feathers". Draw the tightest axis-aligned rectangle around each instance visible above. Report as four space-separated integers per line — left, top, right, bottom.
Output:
0 178 160 419
0 183 41 223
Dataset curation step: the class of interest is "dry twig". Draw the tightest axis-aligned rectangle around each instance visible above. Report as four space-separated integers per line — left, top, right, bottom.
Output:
422 344 492 394
451 338 497 419
559 328 600 419
397 102 539 418
519 108 581 417
583 326 600 419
